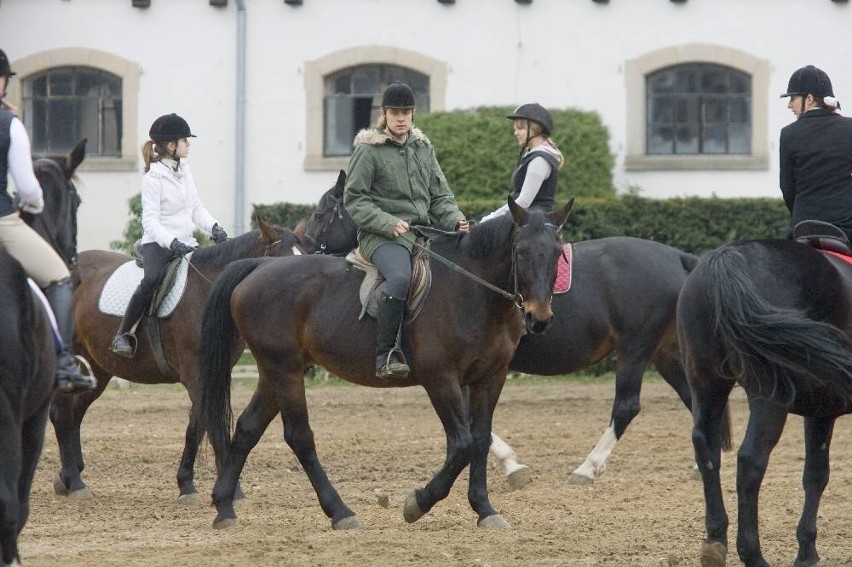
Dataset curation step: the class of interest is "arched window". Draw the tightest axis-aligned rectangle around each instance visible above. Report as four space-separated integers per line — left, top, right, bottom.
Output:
323 65 429 156
23 66 123 156
304 47 447 171
624 44 769 171
646 63 750 155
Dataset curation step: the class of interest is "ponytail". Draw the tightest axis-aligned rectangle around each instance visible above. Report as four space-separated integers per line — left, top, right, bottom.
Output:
141 139 175 172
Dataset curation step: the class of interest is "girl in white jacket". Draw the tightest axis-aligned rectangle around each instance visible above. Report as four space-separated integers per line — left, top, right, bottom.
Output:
110 113 227 358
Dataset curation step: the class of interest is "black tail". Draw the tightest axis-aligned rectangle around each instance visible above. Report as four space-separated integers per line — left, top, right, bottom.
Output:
704 246 852 407
197 258 268 457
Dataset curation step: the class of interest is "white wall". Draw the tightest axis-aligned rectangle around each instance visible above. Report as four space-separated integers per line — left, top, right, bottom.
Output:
2 0 851 250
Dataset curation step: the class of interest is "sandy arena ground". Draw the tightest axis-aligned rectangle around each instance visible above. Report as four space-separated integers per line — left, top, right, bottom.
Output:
20 377 852 566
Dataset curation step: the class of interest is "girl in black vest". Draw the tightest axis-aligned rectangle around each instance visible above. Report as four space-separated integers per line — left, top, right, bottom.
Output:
481 103 564 222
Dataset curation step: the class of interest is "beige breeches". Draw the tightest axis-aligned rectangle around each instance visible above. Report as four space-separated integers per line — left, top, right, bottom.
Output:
0 213 70 287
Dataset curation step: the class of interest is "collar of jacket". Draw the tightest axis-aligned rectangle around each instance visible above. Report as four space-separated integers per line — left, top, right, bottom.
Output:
799 107 834 120
352 126 430 147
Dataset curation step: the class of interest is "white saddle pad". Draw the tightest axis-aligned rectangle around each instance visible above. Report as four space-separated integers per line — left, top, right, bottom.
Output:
98 255 191 318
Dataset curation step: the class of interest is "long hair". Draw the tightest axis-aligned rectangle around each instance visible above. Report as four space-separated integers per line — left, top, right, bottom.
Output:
516 119 565 170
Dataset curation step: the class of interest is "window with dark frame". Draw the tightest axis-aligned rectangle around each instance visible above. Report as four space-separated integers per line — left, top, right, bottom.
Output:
22 66 123 157
323 65 429 157
646 63 751 156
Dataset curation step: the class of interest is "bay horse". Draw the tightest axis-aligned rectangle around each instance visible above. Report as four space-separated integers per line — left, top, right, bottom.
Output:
301 172 698 486
197 199 573 529
0 249 56 565
21 138 86 268
677 239 852 567
51 220 302 502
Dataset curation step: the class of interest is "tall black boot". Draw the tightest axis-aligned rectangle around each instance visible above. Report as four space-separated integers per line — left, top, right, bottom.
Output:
109 289 149 359
375 295 410 379
43 278 97 393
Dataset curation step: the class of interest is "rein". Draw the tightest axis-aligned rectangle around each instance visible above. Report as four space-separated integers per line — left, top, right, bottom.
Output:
306 198 346 254
406 226 522 306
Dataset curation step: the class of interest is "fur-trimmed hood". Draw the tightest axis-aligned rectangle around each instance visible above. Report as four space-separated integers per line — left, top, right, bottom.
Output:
352 126 431 147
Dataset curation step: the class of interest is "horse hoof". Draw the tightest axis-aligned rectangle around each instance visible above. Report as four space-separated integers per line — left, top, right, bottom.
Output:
332 515 361 530
403 492 424 523
67 487 92 500
699 541 727 567
507 466 532 490
568 472 594 486
477 514 511 529
213 517 239 530
52 475 69 496
177 492 203 506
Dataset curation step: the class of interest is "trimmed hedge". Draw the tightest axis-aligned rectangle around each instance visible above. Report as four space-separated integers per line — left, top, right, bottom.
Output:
416 106 615 202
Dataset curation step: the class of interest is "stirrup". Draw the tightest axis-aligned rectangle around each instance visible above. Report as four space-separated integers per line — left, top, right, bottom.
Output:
376 348 410 380
110 334 137 359
55 355 97 393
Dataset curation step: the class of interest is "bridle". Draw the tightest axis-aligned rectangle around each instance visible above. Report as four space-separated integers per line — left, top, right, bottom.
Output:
29 161 80 269
304 195 348 254
407 223 562 310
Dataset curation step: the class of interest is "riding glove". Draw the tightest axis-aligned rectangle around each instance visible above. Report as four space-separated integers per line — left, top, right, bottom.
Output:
211 223 228 244
19 196 45 215
169 238 195 256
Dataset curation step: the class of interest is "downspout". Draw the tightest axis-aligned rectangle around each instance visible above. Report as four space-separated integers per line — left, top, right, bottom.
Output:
234 0 246 234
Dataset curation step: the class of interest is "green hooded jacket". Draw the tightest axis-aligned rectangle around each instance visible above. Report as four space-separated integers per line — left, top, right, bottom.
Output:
343 126 466 259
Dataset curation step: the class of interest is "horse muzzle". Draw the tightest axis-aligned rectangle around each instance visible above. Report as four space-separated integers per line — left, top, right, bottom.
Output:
522 300 553 335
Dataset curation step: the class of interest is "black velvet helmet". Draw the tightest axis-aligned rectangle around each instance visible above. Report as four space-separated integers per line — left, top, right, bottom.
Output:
507 103 553 135
780 65 834 99
148 113 196 141
381 82 416 109
0 49 16 78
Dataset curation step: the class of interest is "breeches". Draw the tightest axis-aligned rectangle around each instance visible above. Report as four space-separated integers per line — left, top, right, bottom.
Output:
0 213 70 287
372 242 412 299
131 242 174 303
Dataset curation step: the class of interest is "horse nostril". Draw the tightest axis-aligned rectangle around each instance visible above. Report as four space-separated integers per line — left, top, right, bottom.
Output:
524 311 553 335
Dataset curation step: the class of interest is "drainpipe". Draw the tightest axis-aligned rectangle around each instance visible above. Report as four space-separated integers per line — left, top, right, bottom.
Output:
234 0 246 234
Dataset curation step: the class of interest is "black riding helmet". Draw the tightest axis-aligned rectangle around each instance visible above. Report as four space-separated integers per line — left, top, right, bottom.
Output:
0 49 15 78
780 65 834 99
381 82 416 109
507 103 553 136
148 113 196 141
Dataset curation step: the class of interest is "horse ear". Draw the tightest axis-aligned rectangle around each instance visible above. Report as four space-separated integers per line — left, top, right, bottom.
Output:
334 170 346 198
508 196 528 227
68 139 87 176
258 218 276 242
552 198 575 231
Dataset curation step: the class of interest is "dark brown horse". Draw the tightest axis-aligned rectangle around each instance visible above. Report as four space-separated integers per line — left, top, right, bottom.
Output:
51 220 302 502
301 172 698 486
197 200 573 530
0 249 56 565
678 239 852 567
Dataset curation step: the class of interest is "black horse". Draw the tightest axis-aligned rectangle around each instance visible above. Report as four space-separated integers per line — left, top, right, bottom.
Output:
197 200 573 529
21 138 86 268
0 249 56 565
678 239 852 567
301 172 698 486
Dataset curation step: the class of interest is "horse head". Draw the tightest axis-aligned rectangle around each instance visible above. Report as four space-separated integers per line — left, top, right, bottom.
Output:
302 170 358 254
24 138 86 268
509 197 574 334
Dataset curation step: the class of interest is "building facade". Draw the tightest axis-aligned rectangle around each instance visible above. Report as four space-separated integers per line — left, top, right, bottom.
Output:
2 0 850 250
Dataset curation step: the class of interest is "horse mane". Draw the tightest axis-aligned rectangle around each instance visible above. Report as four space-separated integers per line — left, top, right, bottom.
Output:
190 225 297 267
461 209 551 259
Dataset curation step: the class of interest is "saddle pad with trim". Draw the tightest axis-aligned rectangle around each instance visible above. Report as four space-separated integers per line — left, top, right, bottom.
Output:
98 253 191 318
345 247 431 322
554 243 573 294
822 249 852 266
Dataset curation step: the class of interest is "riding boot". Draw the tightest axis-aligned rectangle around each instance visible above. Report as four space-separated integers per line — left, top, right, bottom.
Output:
43 278 97 393
375 295 410 379
109 289 149 359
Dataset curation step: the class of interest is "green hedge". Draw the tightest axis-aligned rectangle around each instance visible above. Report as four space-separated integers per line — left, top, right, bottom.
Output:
416 106 615 202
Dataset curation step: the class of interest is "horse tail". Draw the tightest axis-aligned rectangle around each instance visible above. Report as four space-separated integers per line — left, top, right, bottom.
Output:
197 258 267 455
703 245 852 408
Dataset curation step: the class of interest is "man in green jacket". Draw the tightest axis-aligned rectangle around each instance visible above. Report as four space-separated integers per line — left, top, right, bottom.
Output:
344 82 469 379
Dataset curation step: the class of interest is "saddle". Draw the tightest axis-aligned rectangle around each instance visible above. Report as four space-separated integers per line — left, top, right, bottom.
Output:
346 243 431 322
792 220 852 256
